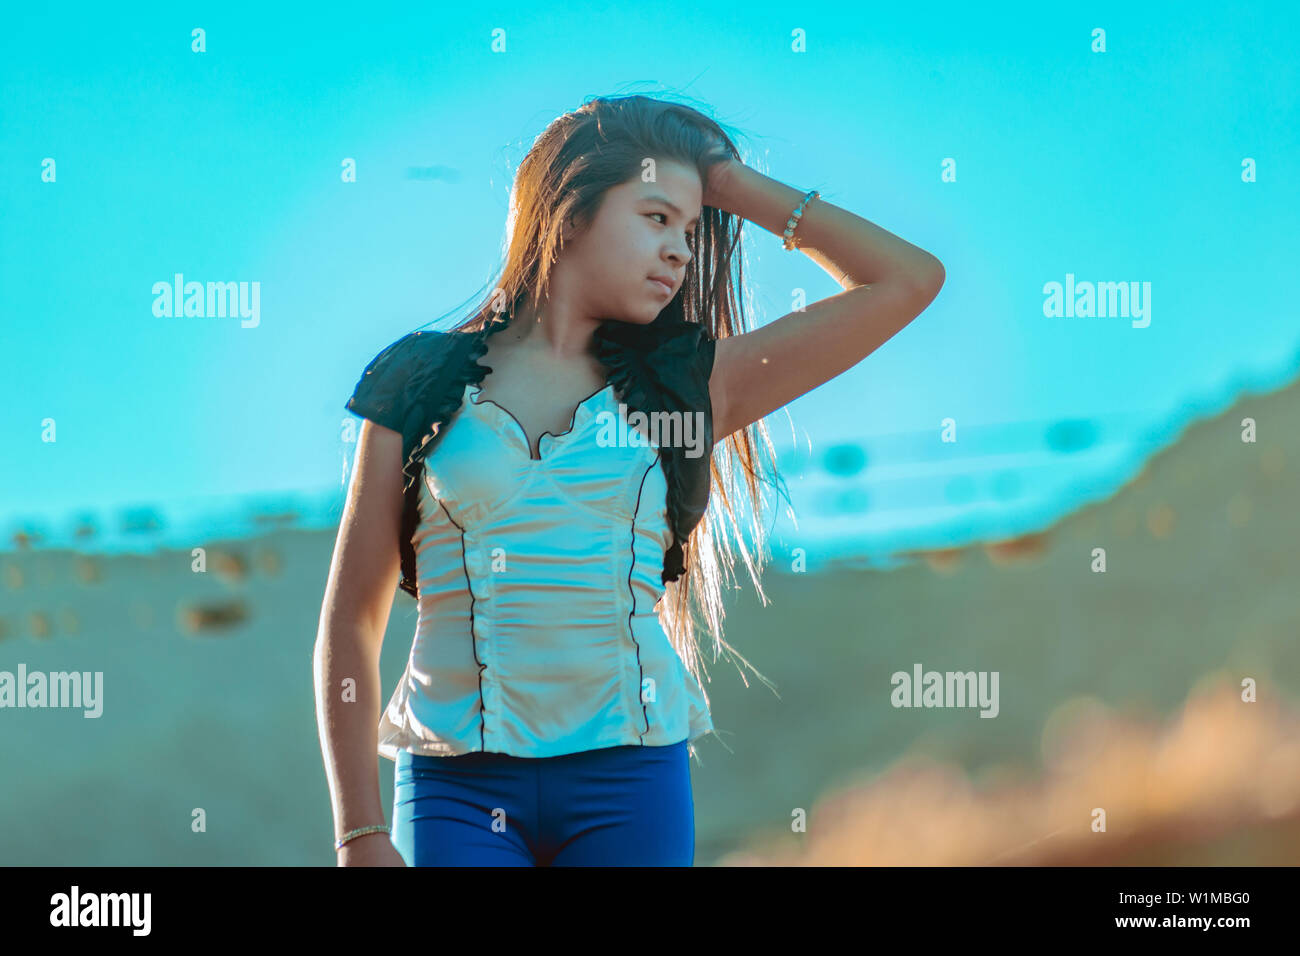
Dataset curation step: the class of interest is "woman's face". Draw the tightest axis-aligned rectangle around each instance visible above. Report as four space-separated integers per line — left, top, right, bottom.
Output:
562 158 703 325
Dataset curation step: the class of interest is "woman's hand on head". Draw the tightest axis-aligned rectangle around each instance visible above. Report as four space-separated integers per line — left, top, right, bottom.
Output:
701 145 741 212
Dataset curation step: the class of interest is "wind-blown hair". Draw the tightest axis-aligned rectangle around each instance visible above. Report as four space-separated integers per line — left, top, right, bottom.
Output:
428 93 790 720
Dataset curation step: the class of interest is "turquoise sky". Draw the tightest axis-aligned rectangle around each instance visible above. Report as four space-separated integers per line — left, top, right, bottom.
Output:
3 2 1297 560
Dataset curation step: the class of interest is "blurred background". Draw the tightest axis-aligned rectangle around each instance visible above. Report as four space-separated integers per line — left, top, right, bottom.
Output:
2 2 1298 865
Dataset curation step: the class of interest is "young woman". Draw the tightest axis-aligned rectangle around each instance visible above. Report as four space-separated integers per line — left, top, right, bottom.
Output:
314 94 944 867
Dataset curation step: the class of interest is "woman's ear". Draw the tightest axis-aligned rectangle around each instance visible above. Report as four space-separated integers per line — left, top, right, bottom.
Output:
561 207 591 244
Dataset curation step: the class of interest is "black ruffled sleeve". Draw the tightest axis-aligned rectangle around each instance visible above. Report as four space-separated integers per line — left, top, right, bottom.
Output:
593 314 718 584
344 333 425 433
342 327 474 601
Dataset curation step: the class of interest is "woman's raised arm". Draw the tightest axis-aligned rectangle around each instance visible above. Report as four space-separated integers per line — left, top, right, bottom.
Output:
703 159 945 442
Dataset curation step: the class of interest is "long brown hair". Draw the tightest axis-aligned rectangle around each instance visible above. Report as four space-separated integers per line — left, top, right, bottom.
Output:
425 93 789 714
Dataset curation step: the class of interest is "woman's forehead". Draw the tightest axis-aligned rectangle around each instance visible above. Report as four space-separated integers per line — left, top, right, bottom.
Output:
624 169 702 213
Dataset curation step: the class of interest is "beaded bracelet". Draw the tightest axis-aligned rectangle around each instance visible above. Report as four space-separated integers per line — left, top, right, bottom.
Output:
335 824 390 851
782 189 820 250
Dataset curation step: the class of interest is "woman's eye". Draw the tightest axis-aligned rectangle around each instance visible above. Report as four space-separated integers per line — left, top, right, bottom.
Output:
649 213 695 246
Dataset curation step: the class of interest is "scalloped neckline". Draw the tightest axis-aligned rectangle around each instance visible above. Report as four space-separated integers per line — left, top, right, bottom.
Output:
465 381 615 462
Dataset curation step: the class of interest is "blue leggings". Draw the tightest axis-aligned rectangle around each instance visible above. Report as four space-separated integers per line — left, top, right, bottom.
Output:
390 740 695 866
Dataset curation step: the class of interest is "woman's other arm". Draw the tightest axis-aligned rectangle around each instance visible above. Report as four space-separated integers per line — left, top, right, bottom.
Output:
704 159 945 441
312 418 408 866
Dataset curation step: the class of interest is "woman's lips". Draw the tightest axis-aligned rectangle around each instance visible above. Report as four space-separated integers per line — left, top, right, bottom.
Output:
648 278 673 297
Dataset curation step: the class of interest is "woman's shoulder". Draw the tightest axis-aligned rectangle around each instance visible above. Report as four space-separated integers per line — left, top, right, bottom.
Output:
344 328 464 433
364 327 462 366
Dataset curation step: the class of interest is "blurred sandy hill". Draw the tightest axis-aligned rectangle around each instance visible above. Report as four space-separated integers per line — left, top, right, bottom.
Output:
719 679 1300 865
689 374 1297 865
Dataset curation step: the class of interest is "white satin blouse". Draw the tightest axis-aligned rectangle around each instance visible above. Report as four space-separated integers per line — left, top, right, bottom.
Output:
376 379 715 761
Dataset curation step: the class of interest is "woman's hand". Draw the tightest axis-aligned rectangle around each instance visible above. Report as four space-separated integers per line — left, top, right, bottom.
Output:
337 832 408 866
701 145 742 213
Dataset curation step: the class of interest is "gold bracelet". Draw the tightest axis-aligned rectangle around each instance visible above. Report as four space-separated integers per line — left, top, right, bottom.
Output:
335 824 390 851
782 189 820 250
